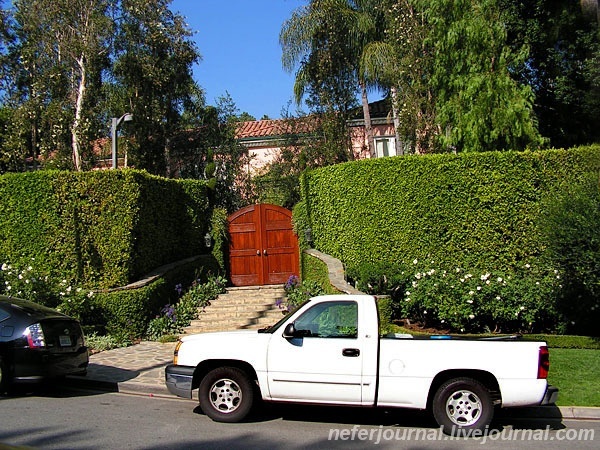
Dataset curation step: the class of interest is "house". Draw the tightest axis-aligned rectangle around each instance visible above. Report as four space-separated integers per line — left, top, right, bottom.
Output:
235 99 402 174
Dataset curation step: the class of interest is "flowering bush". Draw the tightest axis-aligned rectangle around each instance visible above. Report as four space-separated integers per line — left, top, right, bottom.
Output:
280 275 325 313
0 260 56 304
398 259 562 333
146 275 227 340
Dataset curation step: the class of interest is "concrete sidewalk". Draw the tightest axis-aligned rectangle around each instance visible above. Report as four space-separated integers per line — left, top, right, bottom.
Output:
68 341 177 397
68 341 600 421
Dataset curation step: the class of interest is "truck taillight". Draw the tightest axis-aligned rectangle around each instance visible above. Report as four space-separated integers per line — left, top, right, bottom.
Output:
23 323 46 348
538 346 550 379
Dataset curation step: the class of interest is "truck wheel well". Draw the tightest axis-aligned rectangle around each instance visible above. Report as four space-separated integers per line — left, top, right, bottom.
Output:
426 370 501 409
192 360 258 391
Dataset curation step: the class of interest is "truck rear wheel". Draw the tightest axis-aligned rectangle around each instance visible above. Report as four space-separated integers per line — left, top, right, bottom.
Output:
199 367 254 423
432 377 493 436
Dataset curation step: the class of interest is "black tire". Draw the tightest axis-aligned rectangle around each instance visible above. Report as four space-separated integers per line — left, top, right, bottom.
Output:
432 377 493 436
199 367 255 423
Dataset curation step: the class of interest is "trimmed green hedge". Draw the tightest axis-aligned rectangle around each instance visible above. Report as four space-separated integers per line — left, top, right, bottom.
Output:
296 146 600 334
0 170 210 290
73 254 222 340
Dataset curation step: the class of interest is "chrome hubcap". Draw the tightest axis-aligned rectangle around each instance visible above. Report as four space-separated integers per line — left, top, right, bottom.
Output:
209 378 242 413
446 389 482 426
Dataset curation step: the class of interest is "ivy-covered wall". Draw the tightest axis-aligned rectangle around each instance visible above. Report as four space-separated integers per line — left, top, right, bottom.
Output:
0 169 210 290
295 146 600 334
297 146 600 275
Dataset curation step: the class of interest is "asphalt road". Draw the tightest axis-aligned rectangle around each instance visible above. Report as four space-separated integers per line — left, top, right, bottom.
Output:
0 385 598 450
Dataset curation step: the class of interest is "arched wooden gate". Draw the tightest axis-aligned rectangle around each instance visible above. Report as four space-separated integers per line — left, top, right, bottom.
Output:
228 204 299 287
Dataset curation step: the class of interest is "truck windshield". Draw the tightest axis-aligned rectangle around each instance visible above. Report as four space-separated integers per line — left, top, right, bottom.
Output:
257 299 311 334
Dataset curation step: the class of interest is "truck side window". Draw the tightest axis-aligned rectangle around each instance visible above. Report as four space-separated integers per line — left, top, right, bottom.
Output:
294 301 358 338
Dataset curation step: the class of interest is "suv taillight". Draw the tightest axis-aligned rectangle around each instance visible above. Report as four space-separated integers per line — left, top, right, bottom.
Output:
23 323 46 348
538 346 550 379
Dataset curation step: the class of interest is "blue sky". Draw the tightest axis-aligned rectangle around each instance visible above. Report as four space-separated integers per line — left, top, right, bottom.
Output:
171 0 306 120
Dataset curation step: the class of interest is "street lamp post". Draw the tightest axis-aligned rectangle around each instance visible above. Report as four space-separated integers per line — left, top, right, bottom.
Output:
111 113 133 169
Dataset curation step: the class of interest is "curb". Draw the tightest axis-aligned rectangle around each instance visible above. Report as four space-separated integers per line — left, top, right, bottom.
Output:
66 374 600 420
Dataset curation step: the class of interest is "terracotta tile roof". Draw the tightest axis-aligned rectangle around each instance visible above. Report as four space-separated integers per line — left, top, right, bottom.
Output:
236 118 317 140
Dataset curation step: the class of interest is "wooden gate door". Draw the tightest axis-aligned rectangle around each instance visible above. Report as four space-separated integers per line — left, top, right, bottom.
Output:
228 204 299 287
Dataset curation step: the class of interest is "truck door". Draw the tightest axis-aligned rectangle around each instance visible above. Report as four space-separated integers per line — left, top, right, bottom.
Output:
266 298 378 405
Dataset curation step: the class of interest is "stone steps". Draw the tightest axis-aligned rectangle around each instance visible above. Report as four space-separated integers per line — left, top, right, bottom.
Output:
182 285 287 334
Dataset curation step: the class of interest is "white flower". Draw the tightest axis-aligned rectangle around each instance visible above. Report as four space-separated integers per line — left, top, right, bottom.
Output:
536 282 540 285
477 286 482 291
497 277 503 283
520 306 525 310
485 280 490 285
6 285 11 291
467 299 473 304
480 273 490 281
460 278 465 283
496 296 501 300
1 263 7 271
525 264 531 269
427 269 435 276
469 314 475 319
18 274 23 280
406 291 411 296
469 290 474 295
441 320 445 323
413 259 418 265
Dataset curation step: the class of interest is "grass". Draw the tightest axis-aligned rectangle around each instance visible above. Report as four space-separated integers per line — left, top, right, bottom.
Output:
548 348 600 407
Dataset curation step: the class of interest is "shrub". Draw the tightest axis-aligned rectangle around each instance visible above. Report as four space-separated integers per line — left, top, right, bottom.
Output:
280 275 325 313
298 145 600 335
539 172 600 336
397 259 561 333
146 275 227 340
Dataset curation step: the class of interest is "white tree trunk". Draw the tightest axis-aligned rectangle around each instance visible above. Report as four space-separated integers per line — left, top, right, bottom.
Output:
72 55 86 171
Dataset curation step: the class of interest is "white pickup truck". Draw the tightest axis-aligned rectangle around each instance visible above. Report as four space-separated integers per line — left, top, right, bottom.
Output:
165 294 558 434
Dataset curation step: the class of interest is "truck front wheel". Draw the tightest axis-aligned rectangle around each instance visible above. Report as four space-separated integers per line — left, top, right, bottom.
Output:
199 367 254 423
432 377 493 435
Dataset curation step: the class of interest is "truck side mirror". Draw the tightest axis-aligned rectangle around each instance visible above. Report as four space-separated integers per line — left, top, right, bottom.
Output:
283 323 296 338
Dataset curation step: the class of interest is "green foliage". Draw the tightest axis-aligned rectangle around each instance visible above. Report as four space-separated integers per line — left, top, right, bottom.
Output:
397 260 561 333
300 252 341 295
281 275 326 313
0 170 210 289
498 0 600 148
417 0 542 152
299 145 600 334
146 275 226 340
539 173 600 335
85 332 130 353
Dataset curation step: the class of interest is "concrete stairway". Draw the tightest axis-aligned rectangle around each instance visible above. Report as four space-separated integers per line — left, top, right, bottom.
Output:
182 285 287 334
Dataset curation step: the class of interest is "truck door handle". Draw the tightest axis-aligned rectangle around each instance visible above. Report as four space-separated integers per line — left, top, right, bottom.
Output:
342 348 360 357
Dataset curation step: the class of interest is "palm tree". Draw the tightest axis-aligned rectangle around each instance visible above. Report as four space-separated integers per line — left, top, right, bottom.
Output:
281 0 381 158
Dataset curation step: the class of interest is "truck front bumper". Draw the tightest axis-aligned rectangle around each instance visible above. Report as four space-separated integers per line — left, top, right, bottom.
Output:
540 385 559 405
165 364 195 399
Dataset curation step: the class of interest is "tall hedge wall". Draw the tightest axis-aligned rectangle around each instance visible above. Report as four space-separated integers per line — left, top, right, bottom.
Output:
0 170 210 289
296 146 600 278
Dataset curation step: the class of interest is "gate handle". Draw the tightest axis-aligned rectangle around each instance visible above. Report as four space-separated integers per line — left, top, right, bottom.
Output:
256 250 260 256
263 249 267 255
